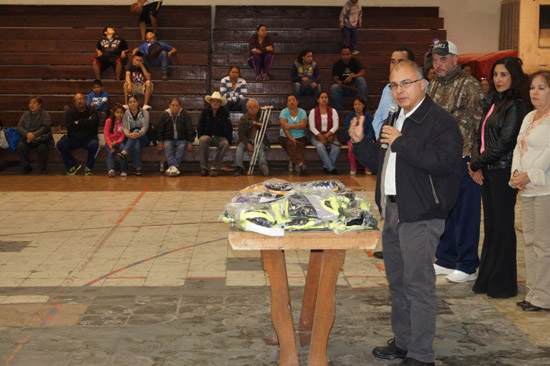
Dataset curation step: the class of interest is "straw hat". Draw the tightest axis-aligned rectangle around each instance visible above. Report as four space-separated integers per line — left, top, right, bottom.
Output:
204 91 228 106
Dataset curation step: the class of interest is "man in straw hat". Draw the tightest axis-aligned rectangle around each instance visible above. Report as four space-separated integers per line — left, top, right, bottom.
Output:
197 91 232 177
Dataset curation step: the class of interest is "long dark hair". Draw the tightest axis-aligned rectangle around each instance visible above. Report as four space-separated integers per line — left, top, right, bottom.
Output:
491 57 530 110
108 104 125 134
296 49 313 64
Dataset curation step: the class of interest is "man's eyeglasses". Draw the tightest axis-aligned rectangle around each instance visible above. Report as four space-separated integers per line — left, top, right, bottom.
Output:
389 79 423 91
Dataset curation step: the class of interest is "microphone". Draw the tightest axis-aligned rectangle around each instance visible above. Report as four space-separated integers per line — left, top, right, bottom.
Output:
381 103 399 150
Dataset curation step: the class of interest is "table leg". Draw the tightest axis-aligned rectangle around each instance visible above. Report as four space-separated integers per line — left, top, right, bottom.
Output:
298 249 323 346
261 250 299 366
308 249 346 366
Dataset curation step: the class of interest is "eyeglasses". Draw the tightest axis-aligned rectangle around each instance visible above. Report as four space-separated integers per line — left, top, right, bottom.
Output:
389 79 423 91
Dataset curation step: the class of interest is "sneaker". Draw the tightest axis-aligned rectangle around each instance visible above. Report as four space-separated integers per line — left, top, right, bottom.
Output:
446 270 478 283
295 163 306 175
434 263 454 276
288 161 294 173
66 164 81 175
260 164 269 177
349 170 357 175
143 104 152 111
108 169 115 178
352 50 360 55
323 168 330 175
135 168 142 176
123 104 129 110
200 168 209 177
84 167 93 176
365 168 373 175
255 75 262 81
165 166 174 176
120 172 128 177
209 168 218 177
161 72 168 81
173 167 180 176
261 74 270 81
233 166 243 177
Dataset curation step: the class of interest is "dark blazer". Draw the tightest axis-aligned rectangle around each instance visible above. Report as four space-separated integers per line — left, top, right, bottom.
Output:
352 95 463 223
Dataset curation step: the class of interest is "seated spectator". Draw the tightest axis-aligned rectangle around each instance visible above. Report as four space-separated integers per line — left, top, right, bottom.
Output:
220 66 248 113
461 63 473 76
480 77 492 96
344 95 374 175
309 92 340 175
198 91 232 177
134 0 162 41
103 104 128 178
133 32 176 81
291 49 321 100
426 66 437 82
92 26 128 81
233 99 269 177
124 51 153 110
330 46 368 111
56 93 99 175
16 95 54 175
279 95 308 175
119 95 150 176
156 98 196 177
87 79 110 116
248 24 274 80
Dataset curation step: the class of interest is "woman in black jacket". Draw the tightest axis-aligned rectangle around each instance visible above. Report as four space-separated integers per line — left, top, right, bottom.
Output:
156 98 196 177
469 57 530 298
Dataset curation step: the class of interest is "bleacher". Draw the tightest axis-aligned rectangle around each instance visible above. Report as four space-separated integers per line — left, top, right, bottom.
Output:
0 5 446 170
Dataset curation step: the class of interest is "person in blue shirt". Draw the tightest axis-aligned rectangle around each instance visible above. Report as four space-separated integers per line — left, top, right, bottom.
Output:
133 32 177 81
86 80 110 115
372 47 416 138
279 95 308 175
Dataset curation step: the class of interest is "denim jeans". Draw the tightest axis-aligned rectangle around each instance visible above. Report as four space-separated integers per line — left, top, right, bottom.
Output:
163 139 189 168
122 134 149 169
330 77 368 111
145 50 169 72
105 144 128 173
198 135 229 170
234 141 267 169
341 27 358 52
293 82 321 99
310 136 341 171
56 135 99 170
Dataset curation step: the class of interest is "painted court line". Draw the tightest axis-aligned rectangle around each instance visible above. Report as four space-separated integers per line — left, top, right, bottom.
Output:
117 186 149 224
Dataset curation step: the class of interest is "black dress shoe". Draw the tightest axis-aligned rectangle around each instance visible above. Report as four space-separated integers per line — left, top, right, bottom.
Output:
516 300 530 307
233 167 243 177
373 251 384 259
402 357 435 365
522 303 550 312
323 168 330 174
372 338 407 360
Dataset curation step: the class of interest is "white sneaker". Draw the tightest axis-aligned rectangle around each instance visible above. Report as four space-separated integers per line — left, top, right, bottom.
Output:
165 166 174 176
349 170 357 175
172 167 180 176
120 172 128 177
446 270 478 283
434 264 454 276
108 169 115 178
143 104 152 110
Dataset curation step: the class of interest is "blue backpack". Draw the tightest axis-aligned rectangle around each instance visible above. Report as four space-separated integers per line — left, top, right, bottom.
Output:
3 127 20 152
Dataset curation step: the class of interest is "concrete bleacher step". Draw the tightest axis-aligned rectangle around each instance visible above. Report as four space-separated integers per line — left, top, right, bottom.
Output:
4 28 210 41
0 66 208 81
2 40 208 53
214 6 440 18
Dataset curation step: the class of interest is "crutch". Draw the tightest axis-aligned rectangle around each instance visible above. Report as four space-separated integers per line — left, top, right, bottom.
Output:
248 106 273 175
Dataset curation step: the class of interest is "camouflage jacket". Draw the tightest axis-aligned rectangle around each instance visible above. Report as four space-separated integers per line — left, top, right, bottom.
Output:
427 67 484 156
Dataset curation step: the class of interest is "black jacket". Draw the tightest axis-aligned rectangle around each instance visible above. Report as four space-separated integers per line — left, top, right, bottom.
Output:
156 110 196 143
470 92 527 171
352 95 462 223
65 106 98 142
197 106 232 144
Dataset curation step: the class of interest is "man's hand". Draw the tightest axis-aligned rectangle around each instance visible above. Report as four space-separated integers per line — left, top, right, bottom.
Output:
121 50 127 59
380 125 402 147
311 82 317 89
247 143 254 152
467 162 483 186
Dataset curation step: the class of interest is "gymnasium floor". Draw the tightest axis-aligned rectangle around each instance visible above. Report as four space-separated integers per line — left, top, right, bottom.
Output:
0 170 548 365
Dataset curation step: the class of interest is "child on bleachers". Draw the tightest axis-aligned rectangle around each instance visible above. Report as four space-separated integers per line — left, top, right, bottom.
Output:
339 0 362 55
123 51 153 111
103 105 128 178
87 80 110 115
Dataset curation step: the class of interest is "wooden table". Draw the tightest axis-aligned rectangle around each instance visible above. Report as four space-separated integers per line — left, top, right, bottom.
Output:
228 230 380 366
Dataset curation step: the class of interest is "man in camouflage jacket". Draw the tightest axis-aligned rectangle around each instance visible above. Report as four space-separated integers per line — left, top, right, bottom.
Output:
427 40 485 284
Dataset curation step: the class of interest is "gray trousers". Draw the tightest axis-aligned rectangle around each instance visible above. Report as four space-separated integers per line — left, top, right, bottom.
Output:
382 199 445 363
198 135 229 170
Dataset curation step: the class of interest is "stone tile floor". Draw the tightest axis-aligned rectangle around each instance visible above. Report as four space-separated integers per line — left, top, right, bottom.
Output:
0 174 548 365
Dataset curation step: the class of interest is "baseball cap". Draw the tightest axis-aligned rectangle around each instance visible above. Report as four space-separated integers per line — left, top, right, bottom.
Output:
431 40 458 56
